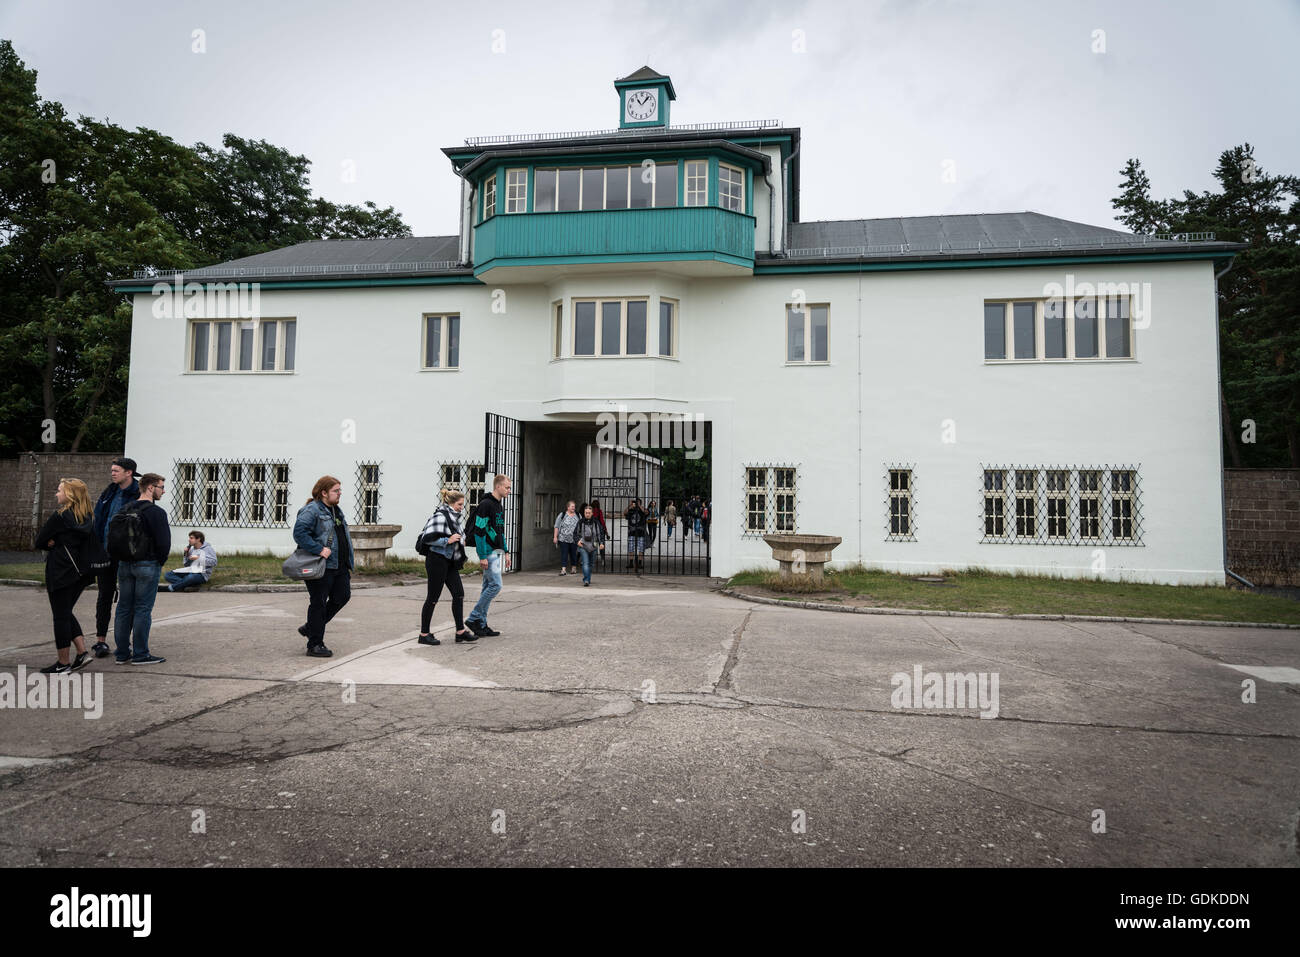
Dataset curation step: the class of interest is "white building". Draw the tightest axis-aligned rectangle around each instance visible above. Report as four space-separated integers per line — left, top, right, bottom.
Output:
111 67 1242 584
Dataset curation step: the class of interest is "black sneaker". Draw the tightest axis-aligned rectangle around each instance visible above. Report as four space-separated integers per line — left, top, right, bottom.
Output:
92 641 110 658
39 661 71 674
297 624 310 638
306 644 333 658
478 625 501 637
157 584 171 594
114 655 131 665
70 651 90 671
130 654 166 665
466 620 487 637
454 630 479 643
417 633 441 646
584 581 590 587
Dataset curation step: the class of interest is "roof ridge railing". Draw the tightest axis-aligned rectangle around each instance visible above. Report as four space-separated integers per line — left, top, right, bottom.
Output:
783 232 1219 258
464 119 781 147
132 261 465 280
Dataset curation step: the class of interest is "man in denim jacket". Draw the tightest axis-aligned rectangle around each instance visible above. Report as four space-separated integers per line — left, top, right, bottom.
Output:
292 476 355 657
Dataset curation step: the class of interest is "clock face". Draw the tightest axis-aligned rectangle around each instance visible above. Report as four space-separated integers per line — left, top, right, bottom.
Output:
625 88 658 122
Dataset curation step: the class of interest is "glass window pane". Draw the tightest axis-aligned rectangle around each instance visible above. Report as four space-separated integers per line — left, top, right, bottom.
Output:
1013 302 1035 359
574 302 595 355
554 304 563 358
629 166 652 208
1044 298 1066 358
261 322 276 370
606 167 628 209
283 320 296 371
983 303 1005 359
659 301 673 356
654 162 677 207
787 308 804 362
239 323 255 370
535 170 556 212
811 306 828 362
626 301 647 355
446 316 459 367
426 316 440 367
601 301 622 355
685 160 707 206
1105 299 1130 358
581 168 604 210
215 321 231 370
192 323 209 371
557 169 580 211
1075 299 1098 358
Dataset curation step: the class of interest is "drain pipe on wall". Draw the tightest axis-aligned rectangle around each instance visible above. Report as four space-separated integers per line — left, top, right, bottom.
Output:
1213 256 1252 588
857 261 864 565
780 139 801 255
763 172 776 255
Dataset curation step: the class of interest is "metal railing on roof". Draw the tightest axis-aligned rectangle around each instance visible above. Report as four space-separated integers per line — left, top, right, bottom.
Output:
464 119 781 147
131 261 465 280
782 232 1219 259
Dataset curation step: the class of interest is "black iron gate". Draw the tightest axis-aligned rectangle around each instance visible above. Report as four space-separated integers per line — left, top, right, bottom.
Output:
589 456 710 576
484 412 524 572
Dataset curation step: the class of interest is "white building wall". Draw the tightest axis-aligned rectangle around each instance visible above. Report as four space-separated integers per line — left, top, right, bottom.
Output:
124 258 1224 584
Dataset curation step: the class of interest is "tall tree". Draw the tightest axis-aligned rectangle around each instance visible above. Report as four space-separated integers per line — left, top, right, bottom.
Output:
1112 147 1300 467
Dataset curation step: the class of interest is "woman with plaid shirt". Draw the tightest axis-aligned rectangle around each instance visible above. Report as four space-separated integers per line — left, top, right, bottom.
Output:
416 488 478 646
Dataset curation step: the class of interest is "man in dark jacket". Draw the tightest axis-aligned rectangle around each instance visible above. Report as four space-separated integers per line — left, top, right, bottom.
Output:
91 457 138 657
111 472 170 665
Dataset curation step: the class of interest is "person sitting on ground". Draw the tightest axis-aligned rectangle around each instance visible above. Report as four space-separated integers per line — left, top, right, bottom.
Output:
162 530 218 592
574 503 605 586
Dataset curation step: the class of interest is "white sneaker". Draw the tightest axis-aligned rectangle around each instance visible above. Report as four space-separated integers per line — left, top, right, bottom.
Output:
559 569 566 575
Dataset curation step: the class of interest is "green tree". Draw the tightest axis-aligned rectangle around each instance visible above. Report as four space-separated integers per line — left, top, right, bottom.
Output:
1112 147 1300 466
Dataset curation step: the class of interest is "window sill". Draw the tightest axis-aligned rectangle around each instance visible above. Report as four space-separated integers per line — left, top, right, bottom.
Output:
983 358 1138 364
784 361 830 367
184 370 296 375
560 354 678 360
419 366 461 372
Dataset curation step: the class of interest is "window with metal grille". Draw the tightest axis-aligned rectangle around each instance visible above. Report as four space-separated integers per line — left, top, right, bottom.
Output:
355 462 381 525
439 462 486 513
980 465 1143 545
171 460 292 528
743 465 798 537
886 467 915 541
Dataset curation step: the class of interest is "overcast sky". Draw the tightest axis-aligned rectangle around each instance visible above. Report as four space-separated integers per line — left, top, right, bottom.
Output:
3 0 1297 242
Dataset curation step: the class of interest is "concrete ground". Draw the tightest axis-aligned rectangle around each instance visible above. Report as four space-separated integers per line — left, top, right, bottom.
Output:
0 570 1297 867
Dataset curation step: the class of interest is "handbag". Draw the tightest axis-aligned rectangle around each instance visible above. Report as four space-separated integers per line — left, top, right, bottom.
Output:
282 516 335 581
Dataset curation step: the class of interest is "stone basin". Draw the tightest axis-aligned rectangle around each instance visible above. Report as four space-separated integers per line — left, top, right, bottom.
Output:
762 534 843 585
349 523 403 568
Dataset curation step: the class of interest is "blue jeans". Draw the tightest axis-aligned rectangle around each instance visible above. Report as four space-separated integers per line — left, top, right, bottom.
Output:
467 552 503 625
114 560 159 660
164 571 206 591
578 546 596 583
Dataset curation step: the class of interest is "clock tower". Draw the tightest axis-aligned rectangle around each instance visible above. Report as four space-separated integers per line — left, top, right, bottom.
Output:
615 66 676 130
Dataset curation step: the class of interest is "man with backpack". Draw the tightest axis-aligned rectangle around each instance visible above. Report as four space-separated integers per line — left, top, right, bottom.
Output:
107 472 170 665
90 457 139 658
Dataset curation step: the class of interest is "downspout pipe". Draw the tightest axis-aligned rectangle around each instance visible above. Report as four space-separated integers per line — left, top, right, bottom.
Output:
780 139 801 257
762 172 776 255
1214 256 1241 587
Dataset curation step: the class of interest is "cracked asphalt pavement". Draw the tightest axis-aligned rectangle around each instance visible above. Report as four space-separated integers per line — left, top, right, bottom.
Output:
1 573 1297 867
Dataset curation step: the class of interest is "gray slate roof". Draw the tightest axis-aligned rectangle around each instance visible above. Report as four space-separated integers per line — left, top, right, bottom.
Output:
776 212 1240 262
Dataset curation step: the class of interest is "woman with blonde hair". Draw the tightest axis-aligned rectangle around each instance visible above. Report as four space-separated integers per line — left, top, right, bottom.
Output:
415 487 477 645
34 478 105 673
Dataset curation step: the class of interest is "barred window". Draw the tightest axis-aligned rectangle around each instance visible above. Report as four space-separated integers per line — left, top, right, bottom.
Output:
981 465 1143 545
983 470 1006 538
172 459 292 528
355 462 381 525
534 493 548 529
743 465 798 537
439 462 486 512
886 467 915 541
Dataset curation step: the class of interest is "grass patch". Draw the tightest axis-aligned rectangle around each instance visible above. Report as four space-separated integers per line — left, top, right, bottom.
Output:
1 552 460 587
727 565 1300 625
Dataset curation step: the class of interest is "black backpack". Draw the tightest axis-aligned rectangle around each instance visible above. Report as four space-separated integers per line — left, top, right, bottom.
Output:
107 501 152 561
